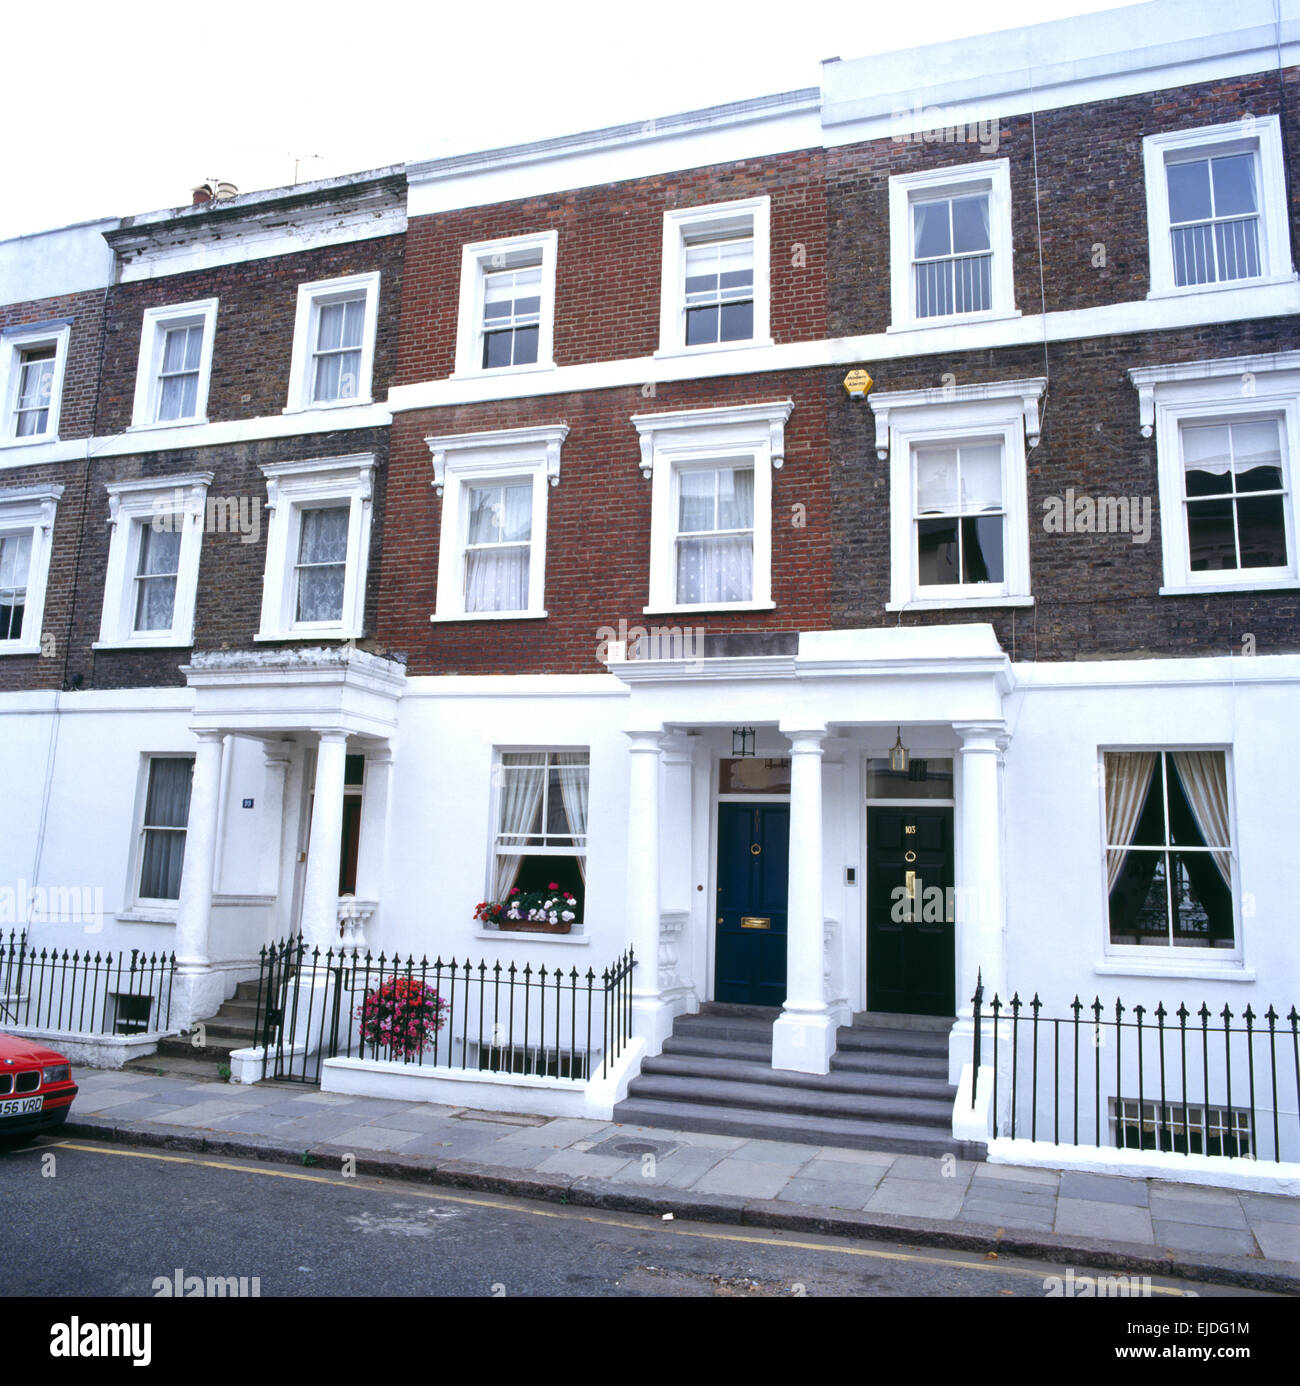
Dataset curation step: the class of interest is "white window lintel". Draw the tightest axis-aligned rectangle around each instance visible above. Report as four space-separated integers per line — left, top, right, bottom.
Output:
868 377 1045 460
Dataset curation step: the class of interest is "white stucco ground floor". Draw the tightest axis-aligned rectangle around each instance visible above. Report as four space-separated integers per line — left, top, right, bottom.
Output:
3 627 1297 1174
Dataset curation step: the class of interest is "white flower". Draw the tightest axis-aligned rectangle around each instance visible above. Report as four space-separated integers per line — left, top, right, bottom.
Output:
561 911 575 922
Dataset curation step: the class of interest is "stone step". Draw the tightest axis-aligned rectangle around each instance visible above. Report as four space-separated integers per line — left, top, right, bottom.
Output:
850 1011 956 1033
624 1071 955 1127
124 1054 232 1082
670 1013 777 1044
641 1051 955 1102
834 1026 951 1059
611 1097 979 1159
829 1048 950 1080
661 1034 773 1064
156 1034 243 1060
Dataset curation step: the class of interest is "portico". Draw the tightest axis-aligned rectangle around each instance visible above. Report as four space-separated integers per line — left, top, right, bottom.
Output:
609 624 1013 1076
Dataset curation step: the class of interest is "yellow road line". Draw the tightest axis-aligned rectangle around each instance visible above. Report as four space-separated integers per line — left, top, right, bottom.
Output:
48 1140 1195 1293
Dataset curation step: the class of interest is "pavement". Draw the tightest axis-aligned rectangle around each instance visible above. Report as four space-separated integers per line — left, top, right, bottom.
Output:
55 1067 1300 1294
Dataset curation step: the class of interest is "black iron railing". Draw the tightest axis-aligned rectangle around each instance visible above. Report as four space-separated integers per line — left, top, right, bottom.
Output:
0 929 176 1036
253 937 636 1085
969 978 1300 1163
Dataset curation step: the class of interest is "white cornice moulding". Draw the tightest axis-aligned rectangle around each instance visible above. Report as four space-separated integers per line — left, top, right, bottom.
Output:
1128 351 1300 437
630 399 795 478
868 378 1046 459
425 423 570 496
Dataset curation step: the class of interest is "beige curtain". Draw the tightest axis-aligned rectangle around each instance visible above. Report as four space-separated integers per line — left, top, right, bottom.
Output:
1105 752 1157 892
493 760 545 901
555 753 589 883
1172 751 1232 886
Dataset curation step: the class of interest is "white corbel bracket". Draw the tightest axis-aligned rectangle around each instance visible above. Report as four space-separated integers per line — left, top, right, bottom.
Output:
868 378 1047 460
631 399 794 479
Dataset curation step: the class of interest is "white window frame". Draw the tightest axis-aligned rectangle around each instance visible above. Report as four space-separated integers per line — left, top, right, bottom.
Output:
888 160 1017 332
1097 745 1241 967
1130 352 1300 595
129 299 218 430
0 321 71 446
0 483 62 655
452 232 558 379
657 197 771 357
427 424 567 621
632 400 789 614
870 379 1043 611
487 746 590 936
126 752 195 915
95 473 212 649
256 454 374 640
284 272 381 413
1143 116 1295 300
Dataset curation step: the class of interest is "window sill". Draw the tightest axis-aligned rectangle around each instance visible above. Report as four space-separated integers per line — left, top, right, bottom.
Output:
887 308 1021 334
126 418 210 434
653 337 775 361
253 629 361 642
449 361 557 382
93 637 194 651
117 909 177 925
1159 579 1299 597
0 432 59 450
281 398 374 416
474 928 590 946
430 610 549 623
1147 272 1298 302
1095 960 1253 983
643 600 775 616
0 643 42 657
885 595 1033 611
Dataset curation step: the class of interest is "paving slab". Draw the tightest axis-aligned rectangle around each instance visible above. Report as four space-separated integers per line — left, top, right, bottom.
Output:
866 1178 966 1219
974 1163 1060 1188
775 1177 876 1210
886 1154 978 1185
1057 1171 1149 1206
533 1149 637 1179
799 1157 887 1188
693 1157 800 1201
1151 1220 1260 1258
958 1204 1057 1232
1055 1197 1154 1243
1241 1193 1300 1226
731 1140 819 1167
323 1124 424 1152
1251 1221 1300 1262
1148 1191 1249 1229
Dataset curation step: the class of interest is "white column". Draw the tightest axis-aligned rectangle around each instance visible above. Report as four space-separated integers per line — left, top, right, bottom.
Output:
955 722 1008 1013
773 725 837 1074
261 742 294 937
625 728 674 1054
300 729 348 952
175 730 226 972
354 747 392 903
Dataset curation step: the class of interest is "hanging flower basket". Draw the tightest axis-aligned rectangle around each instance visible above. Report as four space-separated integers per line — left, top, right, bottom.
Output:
356 975 447 1058
474 885 579 934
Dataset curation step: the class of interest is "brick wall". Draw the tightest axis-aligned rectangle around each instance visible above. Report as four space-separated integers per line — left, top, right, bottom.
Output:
396 150 827 386
379 372 830 675
94 236 405 434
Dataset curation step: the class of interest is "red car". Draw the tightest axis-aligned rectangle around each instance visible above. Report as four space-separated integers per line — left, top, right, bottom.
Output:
0 1034 78 1139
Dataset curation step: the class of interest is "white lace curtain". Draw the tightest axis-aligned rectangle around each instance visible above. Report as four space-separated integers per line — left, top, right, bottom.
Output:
555 753 589 882
134 524 181 631
676 467 754 604
466 483 531 612
493 759 545 901
1172 751 1232 885
1104 752 1156 892
296 507 349 622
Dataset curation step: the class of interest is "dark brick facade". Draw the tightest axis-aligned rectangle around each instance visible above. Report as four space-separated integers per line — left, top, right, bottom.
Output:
1 288 106 440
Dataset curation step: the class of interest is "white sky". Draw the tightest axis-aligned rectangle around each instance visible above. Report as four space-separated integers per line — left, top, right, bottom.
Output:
2 0 1144 242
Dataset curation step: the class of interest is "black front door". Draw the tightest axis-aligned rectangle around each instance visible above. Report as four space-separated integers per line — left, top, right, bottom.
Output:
714 803 788 1006
867 806 955 1016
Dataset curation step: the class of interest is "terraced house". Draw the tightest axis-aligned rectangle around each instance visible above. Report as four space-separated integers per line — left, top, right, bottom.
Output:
2 0 1297 1183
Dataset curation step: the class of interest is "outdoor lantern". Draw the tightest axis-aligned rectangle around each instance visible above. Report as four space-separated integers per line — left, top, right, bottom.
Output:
889 726 909 773
732 726 756 757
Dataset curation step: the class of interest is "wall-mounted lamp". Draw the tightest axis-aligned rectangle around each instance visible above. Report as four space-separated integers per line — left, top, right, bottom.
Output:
732 727 756 758
888 726 909 773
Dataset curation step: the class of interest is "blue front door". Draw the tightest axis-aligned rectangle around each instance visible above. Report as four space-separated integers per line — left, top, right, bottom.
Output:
714 802 789 1006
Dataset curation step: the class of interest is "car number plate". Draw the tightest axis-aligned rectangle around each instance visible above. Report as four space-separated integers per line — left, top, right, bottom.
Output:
0 1095 42 1116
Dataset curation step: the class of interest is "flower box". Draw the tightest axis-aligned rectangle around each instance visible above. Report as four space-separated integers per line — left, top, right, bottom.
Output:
499 919 572 935
474 885 580 934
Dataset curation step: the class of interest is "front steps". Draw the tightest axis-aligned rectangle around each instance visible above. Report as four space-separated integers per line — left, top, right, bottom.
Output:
125 979 262 1082
613 1004 984 1159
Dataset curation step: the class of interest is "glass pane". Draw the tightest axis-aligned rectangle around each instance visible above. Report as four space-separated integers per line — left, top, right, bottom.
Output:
341 298 365 348
0 532 32 589
678 469 715 533
961 515 1004 583
1108 849 1169 945
483 330 514 368
1236 495 1288 568
138 524 181 577
0 591 23 640
913 199 952 258
915 448 958 513
716 467 754 530
1167 158 1212 223
465 546 528 612
1211 153 1257 217
1231 419 1283 491
144 757 193 829
950 194 990 253
1169 852 1234 947
676 534 752 604
718 300 753 341
299 507 350 564
161 328 188 374
685 304 719 345
720 757 792 794
134 574 177 631
316 302 344 352
139 830 186 900
511 324 539 365
296 565 345 622
1182 425 1233 494
1186 498 1236 570
866 757 954 799
917 516 959 584
959 444 1002 511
